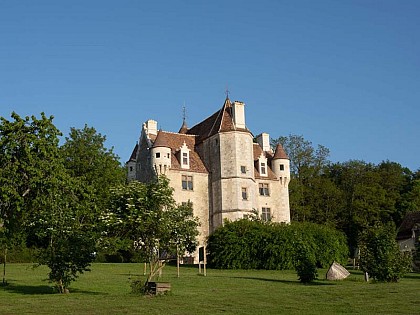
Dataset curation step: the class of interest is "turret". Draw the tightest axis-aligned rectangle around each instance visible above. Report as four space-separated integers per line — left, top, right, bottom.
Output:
151 131 172 175
271 143 290 187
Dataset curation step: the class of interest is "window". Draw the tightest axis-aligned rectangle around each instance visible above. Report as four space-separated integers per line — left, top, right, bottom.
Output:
240 165 246 174
280 164 284 171
129 166 133 172
156 152 160 158
242 187 248 200
259 183 270 196
182 152 188 165
260 162 266 175
167 153 170 158
182 175 193 190
262 207 271 221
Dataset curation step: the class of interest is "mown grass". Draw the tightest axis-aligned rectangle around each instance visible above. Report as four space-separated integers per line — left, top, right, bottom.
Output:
1 263 419 314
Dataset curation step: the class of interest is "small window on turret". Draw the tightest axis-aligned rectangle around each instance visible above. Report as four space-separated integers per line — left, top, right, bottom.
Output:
241 166 246 174
242 187 248 200
156 153 160 158
280 164 284 171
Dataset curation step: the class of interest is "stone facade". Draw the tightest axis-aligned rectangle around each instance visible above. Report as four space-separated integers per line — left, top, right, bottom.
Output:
127 97 290 261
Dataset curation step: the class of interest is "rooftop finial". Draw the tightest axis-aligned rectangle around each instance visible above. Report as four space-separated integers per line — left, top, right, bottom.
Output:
182 102 187 123
225 85 230 100
179 102 188 134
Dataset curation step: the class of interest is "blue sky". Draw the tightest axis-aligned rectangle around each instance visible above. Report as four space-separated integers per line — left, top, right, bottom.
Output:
1 1 419 171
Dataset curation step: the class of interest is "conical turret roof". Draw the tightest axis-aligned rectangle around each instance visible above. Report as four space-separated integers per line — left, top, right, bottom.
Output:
273 143 289 159
152 130 170 148
178 119 188 134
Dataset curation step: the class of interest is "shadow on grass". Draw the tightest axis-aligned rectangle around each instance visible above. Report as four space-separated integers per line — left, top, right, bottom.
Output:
3 283 104 295
402 273 420 280
225 276 336 286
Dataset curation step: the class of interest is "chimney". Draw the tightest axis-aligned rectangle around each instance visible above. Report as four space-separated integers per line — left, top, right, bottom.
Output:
144 119 157 136
256 133 271 152
232 101 245 129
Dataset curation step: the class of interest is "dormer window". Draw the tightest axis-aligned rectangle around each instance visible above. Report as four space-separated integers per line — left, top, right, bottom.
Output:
261 162 266 175
258 152 268 177
179 141 191 170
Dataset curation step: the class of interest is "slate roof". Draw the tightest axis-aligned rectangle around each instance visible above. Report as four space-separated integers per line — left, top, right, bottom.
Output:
127 143 138 162
397 211 420 240
178 120 188 134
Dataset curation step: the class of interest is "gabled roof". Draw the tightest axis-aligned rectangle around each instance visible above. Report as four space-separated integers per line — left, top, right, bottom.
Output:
150 131 208 174
397 211 420 240
186 97 250 143
253 143 278 180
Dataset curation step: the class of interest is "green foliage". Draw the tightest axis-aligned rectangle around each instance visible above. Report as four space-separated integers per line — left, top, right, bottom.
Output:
102 176 199 292
61 124 126 212
0 112 98 292
293 238 318 283
359 223 412 282
207 220 348 270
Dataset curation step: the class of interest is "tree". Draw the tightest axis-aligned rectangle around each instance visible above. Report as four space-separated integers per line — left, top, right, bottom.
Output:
61 125 126 212
359 223 411 282
0 112 63 284
293 237 318 283
26 175 97 293
271 135 332 222
0 112 97 292
103 176 199 293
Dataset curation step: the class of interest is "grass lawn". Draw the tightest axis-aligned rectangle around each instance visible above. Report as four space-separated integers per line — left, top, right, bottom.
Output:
1 263 419 314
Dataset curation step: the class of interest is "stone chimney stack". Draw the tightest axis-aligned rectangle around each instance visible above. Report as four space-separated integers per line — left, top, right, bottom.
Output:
232 101 246 129
256 132 271 152
144 119 157 137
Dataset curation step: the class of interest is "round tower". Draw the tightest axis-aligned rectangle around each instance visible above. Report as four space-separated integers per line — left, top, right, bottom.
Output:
272 143 290 187
151 131 172 175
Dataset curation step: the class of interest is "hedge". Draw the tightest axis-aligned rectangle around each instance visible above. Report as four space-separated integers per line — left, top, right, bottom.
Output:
207 220 348 269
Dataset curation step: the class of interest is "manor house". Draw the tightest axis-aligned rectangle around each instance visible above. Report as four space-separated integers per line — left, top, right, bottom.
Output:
127 96 291 259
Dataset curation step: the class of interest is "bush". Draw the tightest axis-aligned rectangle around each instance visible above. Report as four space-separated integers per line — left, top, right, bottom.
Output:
359 223 412 282
207 220 348 270
294 238 318 283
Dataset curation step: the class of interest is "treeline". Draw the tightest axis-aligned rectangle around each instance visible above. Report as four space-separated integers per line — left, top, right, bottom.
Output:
273 135 420 250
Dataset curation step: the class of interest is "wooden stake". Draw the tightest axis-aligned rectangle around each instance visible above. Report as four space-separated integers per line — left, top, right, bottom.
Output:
177 246 180 278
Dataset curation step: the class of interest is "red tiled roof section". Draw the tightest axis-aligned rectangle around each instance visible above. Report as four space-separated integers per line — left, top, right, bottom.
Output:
397 211 420 240
273 144 289 160
152 131 171 148
253 143 277 180
187 98 250 143
152 131 208 174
